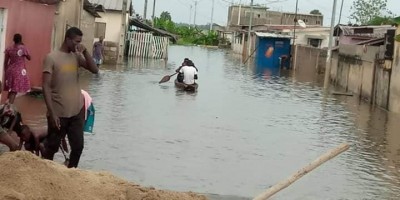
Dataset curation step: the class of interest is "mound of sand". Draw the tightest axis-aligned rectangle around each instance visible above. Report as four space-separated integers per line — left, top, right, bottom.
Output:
0 151 206 200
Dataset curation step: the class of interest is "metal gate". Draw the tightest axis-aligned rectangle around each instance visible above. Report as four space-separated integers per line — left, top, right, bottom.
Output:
126 32 169 59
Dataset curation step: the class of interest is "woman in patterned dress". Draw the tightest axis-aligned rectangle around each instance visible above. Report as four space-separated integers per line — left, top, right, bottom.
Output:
3 34 31 104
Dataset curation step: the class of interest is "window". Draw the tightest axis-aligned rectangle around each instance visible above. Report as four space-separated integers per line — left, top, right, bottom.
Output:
316 21 321 25
95 22 106 38
308 38 322 48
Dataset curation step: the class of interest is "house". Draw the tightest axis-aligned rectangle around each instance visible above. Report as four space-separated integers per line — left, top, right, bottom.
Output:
90 0 132 44
231 24 330 56
211 23 233 47
227 5 323 27
0 0 57 88
257 26 330 48
227 4 324 59
89 0 132 63
334 25 396 46
293 27 330 48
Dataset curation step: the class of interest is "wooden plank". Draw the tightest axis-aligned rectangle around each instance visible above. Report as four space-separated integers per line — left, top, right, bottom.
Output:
152 35 156 58
155 36 160 59
253 143 350 200
135 32 140 57
133 32 137 57
145 32 150 58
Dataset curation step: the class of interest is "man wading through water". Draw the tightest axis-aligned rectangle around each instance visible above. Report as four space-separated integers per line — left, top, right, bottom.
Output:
42 27 98 168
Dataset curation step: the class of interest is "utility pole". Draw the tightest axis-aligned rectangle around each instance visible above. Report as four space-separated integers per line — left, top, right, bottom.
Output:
190 5 193 27
194 0 198 28
151 0 156 26
247 0 254 58
338 0 344 25
143 0 148 20
323 0 338 89
237 0 242 25
118 0 128 64
292 0 299 47
209 0 215 31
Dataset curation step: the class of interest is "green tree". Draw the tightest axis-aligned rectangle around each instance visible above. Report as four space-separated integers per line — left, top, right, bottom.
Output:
310 9 322 15
367 16 394 25
160 11 172 21
350 0 391 25
154 10 222 46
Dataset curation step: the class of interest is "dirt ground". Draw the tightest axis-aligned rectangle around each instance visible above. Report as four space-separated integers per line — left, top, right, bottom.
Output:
0 151 207 200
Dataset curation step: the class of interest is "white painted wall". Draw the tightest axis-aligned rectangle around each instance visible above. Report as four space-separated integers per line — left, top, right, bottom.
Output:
95 11 123 44
293 28 330 48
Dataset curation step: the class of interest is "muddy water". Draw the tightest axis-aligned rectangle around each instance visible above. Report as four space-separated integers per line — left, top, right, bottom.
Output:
4 45 400 199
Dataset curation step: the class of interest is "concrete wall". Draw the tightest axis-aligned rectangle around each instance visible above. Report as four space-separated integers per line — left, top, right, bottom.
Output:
53 0 82 50
375 65 390 109
228 6 323 27
389 26 400 112
295 43 392 109
293 45 326 77
281 13 323 26
95 11 122 44
335 44 379 101
330 44 392 109
228 6 269 26
103 41 118 64
80 10 95 55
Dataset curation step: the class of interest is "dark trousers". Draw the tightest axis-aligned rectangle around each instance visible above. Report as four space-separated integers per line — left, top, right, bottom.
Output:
43 107 85 168
177 73 184 82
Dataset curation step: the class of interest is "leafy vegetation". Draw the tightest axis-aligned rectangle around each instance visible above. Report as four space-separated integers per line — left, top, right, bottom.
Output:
310 9 322 15
152 12 220 46
350 0 392 25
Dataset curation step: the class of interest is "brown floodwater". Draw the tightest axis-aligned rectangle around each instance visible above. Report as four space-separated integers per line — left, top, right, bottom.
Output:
2 45 400 200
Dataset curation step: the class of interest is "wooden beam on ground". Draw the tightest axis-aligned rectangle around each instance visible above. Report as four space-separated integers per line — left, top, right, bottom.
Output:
253 143 350 200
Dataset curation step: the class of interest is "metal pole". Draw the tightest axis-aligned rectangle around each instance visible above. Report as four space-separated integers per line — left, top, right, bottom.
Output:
338 0 344 25
143 0 148 19
292 0 299 47
194 1 198 28
190 5 193 27
151 0 156 26
323 0 338 89
210 0 215 31
117 0 128 64
237 0 242 25
247 0 254 58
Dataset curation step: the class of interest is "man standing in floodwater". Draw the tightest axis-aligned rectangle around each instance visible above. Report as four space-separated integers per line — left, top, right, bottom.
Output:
92 36 105 67
41 27 99 168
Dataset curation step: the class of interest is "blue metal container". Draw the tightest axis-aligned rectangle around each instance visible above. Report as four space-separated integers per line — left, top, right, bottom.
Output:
255 33 292 69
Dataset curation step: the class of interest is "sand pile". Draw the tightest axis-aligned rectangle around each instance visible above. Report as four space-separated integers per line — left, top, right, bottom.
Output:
0 151 206 200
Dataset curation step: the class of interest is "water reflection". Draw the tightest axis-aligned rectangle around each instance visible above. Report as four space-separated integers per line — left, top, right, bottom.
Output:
1 46 400 199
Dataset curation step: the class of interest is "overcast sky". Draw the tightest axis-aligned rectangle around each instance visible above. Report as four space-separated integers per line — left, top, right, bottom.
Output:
132 0 400 26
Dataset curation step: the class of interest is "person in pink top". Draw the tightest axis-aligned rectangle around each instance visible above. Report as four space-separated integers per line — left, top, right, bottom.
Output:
3 34 31 104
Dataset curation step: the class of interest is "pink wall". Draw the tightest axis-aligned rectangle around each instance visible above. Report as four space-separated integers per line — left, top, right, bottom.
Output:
0 0 56 87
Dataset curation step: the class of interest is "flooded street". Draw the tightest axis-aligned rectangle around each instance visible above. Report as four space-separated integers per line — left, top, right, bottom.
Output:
6 45 400 199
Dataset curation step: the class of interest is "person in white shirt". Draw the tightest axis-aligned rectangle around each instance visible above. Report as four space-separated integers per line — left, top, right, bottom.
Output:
179 60 198 85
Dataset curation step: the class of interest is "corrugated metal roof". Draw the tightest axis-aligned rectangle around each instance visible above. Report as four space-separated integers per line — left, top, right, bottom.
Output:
90 0 123 11
255 32 293 38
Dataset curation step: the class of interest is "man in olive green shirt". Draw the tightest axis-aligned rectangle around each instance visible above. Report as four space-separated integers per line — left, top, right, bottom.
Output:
42 27 98 168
